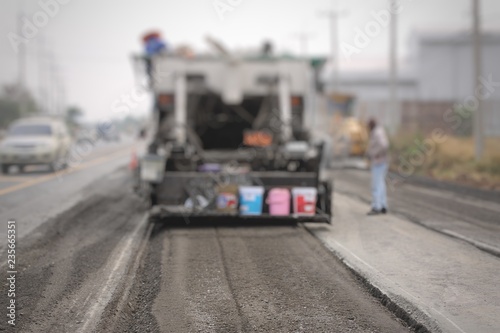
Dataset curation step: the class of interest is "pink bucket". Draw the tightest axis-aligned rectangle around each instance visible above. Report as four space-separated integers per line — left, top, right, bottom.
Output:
266 188 290 216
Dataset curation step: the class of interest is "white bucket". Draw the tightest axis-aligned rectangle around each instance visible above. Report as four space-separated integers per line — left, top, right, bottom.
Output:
291 187 317 216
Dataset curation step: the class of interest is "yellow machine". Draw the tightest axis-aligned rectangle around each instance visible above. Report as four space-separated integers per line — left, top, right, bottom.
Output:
332 117 369 157
342 117 369 156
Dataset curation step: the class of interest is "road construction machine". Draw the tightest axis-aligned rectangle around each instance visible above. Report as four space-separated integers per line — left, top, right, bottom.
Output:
132 39 332 223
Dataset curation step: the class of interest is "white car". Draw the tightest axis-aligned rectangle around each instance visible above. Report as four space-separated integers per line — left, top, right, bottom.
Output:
0 117 73 174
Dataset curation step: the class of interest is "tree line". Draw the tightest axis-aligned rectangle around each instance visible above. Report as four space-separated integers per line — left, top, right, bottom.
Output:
0 84 82 130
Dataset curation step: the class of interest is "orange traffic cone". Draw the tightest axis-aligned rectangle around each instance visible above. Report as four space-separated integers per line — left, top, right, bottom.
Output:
129 149 139 171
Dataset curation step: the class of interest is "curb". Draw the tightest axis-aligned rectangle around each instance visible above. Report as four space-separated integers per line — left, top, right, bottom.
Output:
303 226 441 333
440 229 500 258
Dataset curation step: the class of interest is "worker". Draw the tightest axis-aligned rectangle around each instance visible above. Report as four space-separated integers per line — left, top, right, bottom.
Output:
366 118 389 215
138 127 147 140
142 31 168 80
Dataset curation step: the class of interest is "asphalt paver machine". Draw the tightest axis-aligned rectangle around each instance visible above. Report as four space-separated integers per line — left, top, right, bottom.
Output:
132 41 332 223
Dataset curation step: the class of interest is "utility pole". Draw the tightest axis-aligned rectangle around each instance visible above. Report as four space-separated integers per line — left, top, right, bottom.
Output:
473 0 483 160
47 53 56 116
45 52 62 116
38 36 46 115
318 5 348 94
46 54 52 115
318 2 348 133
59 84 66 117
52 59 65 117
291 32 315 57
388 0 399 133
17 1 27 115
51 58 60 116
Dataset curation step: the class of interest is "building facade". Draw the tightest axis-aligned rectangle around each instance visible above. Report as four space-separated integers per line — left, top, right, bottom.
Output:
326 31 500 135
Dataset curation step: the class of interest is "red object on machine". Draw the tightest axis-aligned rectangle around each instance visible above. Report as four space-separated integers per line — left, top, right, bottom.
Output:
292 188 317 216
142 31 161 43
129 149 139 171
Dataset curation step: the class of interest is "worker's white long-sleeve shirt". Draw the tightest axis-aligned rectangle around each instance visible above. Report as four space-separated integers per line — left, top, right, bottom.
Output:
366 126 389 165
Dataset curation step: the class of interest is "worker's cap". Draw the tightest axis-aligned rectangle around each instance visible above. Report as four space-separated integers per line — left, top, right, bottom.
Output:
142 31 162 43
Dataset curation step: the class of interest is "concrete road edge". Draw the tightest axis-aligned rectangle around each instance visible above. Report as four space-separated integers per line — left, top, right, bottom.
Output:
303 225 441 333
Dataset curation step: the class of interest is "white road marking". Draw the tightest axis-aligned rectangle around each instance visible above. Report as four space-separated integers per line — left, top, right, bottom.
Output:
76 213 151 333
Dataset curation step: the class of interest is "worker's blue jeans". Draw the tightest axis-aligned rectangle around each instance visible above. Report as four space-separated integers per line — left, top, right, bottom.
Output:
371 162 388 210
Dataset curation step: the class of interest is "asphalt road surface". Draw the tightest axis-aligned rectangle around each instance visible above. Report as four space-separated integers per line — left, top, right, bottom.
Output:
0 143 410 332
1 171 146 332
0 140 136 242
4 144 498 332
104 225 409 333
0 140 143 332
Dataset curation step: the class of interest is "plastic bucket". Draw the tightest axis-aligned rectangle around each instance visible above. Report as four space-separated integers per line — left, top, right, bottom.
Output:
216 185 239 213
292 187 317 216
198 163 221 173
266 188 291 216
239 186 264 215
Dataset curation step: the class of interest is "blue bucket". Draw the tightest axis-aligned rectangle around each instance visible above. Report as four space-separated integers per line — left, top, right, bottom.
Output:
239 186 264 215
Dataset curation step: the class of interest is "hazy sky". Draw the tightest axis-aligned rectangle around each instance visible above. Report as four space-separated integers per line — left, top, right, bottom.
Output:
1 0 499 121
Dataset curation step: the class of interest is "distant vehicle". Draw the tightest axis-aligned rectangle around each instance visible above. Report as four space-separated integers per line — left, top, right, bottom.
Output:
0 117 73 174
97 123 120 142
76 127 99 144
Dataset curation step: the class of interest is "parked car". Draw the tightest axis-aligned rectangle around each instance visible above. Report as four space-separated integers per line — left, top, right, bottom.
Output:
0 117 73 174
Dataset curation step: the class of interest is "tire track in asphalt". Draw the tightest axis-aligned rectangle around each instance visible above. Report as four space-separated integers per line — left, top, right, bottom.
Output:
214 227 248 332
152 228 244 333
